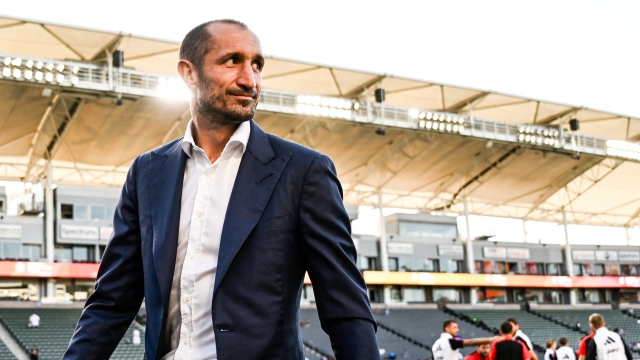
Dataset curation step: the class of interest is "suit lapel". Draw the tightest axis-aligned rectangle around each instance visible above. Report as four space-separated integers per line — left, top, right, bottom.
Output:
214 121 291 294
150 140 187 308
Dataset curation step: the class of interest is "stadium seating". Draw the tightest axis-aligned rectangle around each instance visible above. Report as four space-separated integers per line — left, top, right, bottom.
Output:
300 307 432 359
375 308 495 357
0 308 144 360
0 339 17 360
537 310 640 348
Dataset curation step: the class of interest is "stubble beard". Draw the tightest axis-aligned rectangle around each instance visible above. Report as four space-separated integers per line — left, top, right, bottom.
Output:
195 74 257 129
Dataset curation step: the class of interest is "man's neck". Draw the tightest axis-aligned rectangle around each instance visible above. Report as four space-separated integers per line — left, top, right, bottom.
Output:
191 117 239 163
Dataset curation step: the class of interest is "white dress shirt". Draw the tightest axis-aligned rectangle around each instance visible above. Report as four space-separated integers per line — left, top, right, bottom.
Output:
162 120 250 360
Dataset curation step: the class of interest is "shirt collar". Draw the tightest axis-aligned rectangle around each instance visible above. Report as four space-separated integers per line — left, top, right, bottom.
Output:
441 332 453 339
181 119 251 158
596 327 608 335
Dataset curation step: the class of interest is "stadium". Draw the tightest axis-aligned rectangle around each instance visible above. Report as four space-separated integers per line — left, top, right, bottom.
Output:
0 12 639 360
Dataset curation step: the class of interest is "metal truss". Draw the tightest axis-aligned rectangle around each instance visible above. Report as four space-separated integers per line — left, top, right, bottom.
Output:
23 92 86 183
535 157 623 216
341 131 434 193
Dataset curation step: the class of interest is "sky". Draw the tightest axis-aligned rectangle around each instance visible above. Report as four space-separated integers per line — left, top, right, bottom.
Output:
2 0 640 119
2 1 639 243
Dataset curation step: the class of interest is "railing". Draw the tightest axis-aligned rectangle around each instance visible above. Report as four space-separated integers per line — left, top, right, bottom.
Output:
0 53 632 162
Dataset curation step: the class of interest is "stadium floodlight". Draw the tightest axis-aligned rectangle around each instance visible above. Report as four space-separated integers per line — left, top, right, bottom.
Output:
2 57 10 66
45 72 53 82
408 108 420 119
45 63 54 71
56 64 64 72
606 140 640 161
11 58 21 66
517 124 560 147
156 76 190 101
35 71 43 81
71 75 79 86
12 69 21 78
56 74 64 83
26 59 34 68
294 93 353 120
72 66 79 74
24 70 33 80
2 67 10 77
35 61 43 70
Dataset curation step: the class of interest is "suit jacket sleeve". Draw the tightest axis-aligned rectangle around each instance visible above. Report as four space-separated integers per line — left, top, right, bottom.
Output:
298 154 379 360
64 156 145 359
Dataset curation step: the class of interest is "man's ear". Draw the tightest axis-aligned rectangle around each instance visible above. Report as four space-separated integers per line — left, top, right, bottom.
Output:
177 60 198 91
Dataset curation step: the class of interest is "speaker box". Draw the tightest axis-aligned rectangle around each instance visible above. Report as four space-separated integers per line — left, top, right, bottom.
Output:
569 119 579 131
112 50 124 68
374 88 385 103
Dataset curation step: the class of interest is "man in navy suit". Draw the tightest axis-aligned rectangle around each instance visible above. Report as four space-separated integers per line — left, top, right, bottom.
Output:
63 19 378 360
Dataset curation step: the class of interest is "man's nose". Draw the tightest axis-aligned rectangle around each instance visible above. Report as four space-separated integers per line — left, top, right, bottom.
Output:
236 62 256 90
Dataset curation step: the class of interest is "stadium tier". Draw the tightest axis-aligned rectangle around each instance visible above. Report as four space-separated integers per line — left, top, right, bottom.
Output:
0 308 144 360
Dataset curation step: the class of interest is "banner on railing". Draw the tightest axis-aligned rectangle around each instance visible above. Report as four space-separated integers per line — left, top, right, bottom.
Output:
362 271 640 289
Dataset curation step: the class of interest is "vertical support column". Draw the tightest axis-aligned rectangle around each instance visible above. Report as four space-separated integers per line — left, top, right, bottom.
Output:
45 163 56 300
626 227 632 246
562 208 577 305
464 198 477 304
95 244 101 262
378 190 390 305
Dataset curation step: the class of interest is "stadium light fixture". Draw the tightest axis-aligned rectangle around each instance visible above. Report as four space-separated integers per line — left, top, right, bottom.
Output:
11 58 21 66
416 110 466 134
72 66 79 74
35 61 43 70
55 64 64 72
45 72 53 82
44 63 53 71
71 75 79 86
2 67 10 77
606 140 640 161
295 94 353 120
2 57 10 66
26 59 33 68
12 69 21 78
34 71 43 81
518 125 560 147
155 76 190 101
56 74 64 83
24 70 33 80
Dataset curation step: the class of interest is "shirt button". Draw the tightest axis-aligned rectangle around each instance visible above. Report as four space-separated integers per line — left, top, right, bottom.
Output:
183 338 189 345
197 212 203 217
205 172 211 177
189 253 195 260
184 295 191 302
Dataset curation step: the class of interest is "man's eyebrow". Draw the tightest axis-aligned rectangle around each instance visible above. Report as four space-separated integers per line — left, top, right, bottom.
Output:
254 54 265 64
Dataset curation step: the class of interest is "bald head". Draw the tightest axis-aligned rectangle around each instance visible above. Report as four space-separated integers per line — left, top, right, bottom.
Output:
180 19 250 74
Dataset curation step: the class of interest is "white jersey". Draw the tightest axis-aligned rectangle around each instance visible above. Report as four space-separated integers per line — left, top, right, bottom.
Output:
590 327 630 360
544 349 556 360
556 346 576 360
514 330 533 351
432 332 465 360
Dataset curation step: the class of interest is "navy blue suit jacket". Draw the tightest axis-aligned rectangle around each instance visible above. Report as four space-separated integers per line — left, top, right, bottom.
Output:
64 121 379 359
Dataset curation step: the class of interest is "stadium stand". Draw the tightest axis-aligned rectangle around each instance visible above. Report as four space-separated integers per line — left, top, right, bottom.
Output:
301 307 433 359
0 308 144 359
0 339 17 360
